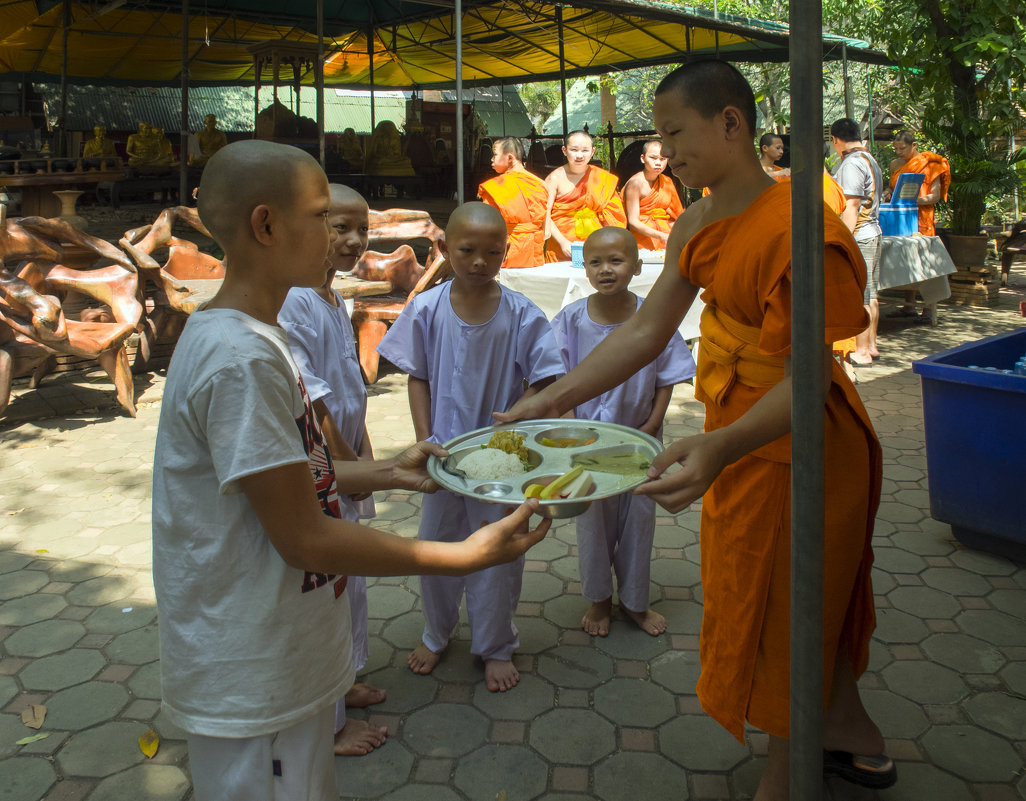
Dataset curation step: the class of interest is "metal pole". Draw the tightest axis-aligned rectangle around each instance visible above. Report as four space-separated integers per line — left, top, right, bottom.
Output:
368 24 376 133
60 0 70 156
789 0 826 797
316 0 325 168
841 43 852 119
866 66 875 151
180 0 189 204
456 0 464 203
557 6 568 137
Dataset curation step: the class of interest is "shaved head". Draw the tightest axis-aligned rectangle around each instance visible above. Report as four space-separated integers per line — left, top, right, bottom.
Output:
328 183 368 212
894 130 916 146
198 140 323 249
445 201 506 239
584 226 639 260
656 60 757 138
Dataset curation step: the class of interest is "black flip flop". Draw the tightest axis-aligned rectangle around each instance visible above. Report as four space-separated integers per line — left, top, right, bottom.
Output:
847 355 874 368
823 750 897 789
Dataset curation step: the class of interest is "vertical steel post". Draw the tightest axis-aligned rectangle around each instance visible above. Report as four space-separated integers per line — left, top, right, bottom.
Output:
789 0 826 798
316 0 325 168
557 6 568 137
866 66 875 151
842 43 852 119
180 0 190 204
60 0 70 155
368 24 375 133
456 0 464 203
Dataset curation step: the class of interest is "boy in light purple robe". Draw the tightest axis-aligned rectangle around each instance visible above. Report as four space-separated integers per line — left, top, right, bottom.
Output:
551 227 695 637
377 202 564 692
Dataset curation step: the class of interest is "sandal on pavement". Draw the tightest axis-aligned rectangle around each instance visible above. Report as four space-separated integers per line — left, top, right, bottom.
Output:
823 750 897 789
886 307 919 319
847 355 874 368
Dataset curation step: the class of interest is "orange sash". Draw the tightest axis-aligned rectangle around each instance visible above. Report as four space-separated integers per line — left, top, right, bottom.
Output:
622 173 684 250
479 170 549 268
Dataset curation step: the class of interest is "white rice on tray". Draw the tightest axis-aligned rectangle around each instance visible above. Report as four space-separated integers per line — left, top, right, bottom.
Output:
459 448 525 480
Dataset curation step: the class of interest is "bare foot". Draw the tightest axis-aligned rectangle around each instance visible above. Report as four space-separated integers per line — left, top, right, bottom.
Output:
620 604 667 636
333 719 388 756
345 682 387 708
581 598 613 637
407 642 442 674
484 659 520 692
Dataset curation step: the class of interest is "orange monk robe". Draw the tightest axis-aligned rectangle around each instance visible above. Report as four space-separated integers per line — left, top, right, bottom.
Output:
890 151 951 235
479 170 549 268
679 181 881 741
622 172 685 250
545 165 627 262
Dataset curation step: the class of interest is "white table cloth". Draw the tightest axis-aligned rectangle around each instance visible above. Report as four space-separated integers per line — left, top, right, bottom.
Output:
498 254 704 341
879 235 957 323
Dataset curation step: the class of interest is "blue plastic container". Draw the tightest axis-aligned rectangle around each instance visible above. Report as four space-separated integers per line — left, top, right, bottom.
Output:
912 328 1026 561
571 241 585 268
878 172 924 237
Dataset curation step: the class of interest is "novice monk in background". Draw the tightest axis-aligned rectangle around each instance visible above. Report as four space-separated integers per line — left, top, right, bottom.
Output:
551 227 694 636
499 61 893 799
377 203 564 692
621 140 685 251
758 132 791 179
478 137 548 268
278 184 388 756
544 130 627 262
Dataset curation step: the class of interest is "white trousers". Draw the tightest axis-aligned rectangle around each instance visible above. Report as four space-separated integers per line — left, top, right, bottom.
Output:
418 490 523 661
334 574 368 733
187 705 336 801
576 491 655 612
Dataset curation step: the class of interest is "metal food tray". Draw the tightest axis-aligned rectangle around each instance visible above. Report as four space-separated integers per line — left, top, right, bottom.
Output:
427 419 663 518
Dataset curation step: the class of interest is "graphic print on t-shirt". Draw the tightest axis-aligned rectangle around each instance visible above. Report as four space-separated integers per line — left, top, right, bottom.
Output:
294 374 348 598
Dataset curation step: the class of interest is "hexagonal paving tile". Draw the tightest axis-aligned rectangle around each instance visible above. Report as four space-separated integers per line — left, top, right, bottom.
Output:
886 585 961 618
0 594 66 627
871 608 930 644
518 570 564 603
472 673 554 721
920 632 1005 674
877 761 972 801
593 677 675 728
453 744 548 801
537 645 614 689
513 617 560 655
364 666 438 714
84 603 158 634
380 610 429 650
963 691 1026 739
378 786 463 801
4 619 84 657
56 720 149 778
949 548 1018 576
88 764 190 801
529 707 615 764
650 649 701 695
955 609 1026 647
335 738 415 798
127 661 162 700
366 584 418 617
920 724 1021 783
0 756 56 801
920 566 992 596
881 660 967 704
18 648 105 691
403 703 488 757
0 569 48 600
593 751 691 801
44 681 130 730
988 588 1026 620
102 624 159 664
593 624 668 661
860 688 929 739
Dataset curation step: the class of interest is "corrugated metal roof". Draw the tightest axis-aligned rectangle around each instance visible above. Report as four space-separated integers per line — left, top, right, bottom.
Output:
35 82 533 137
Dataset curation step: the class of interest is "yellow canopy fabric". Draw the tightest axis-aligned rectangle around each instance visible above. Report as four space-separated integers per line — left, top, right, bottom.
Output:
0 0 888 88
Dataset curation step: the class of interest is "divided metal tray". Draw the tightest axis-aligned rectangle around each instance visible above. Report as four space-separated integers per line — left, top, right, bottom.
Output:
427 419 663 518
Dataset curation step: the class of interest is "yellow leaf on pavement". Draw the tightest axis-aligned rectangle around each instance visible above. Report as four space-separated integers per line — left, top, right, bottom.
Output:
20 705 46 729
139 729 159 758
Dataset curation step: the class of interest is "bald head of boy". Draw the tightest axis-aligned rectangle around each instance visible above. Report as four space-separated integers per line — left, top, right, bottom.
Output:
442 202 509 277
198 140 325 251
583 226 639 262
444 201 506 240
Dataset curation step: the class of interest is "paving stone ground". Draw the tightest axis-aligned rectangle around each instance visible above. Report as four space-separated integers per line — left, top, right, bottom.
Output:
2 226 1025 800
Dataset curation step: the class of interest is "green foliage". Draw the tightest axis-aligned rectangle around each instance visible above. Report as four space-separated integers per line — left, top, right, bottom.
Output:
518 80 572 131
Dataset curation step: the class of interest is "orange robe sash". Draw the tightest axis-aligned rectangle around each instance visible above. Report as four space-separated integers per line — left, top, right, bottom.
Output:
479 170 549 269
890 151 951 235
545 165 627 262
678 182 881 741
623 173 684 250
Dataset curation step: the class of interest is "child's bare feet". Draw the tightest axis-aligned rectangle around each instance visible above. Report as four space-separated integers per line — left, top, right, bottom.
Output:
620 604 667 636
344 682 387 708
407 642 442 674
484 659 520 692
333 719 388 756
581 598 613 637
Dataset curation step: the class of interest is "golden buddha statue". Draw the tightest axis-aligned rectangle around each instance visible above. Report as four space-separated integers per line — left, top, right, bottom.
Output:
366 120 415 176
126 122 160 167
83 125 117 160
339 127 364 169
192 114 227 167
151 127 178 167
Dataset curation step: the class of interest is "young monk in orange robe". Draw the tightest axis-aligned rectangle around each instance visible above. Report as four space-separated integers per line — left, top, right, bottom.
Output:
621 140 685 250
544 130 626 262
478 137 548 268
498 60 893 799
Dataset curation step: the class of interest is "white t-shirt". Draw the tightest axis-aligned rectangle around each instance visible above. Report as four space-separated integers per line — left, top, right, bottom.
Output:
152 308 354 738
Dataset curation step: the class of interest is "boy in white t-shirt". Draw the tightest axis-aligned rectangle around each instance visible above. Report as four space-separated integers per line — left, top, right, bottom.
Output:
278 184 387 757
551 227 695 637
152 141 550 801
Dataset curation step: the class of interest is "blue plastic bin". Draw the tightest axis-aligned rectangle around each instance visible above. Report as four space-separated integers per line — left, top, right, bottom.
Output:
878 172 924 237
912 328 1026 561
